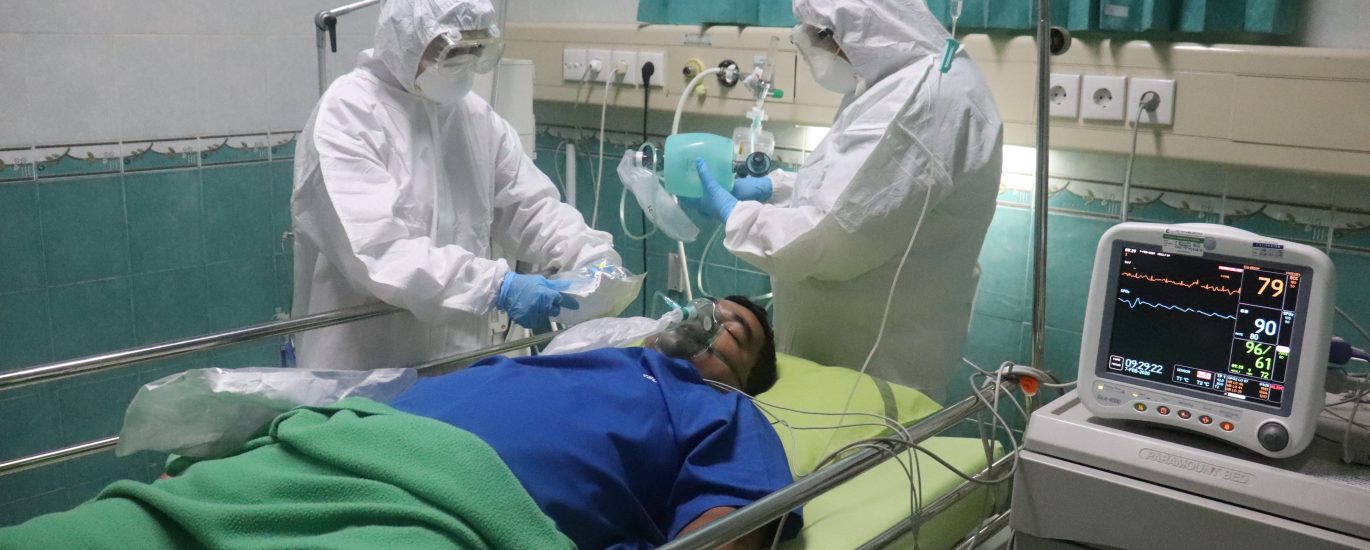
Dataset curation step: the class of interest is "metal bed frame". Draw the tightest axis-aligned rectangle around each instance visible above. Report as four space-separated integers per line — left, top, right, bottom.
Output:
0 303 1018 548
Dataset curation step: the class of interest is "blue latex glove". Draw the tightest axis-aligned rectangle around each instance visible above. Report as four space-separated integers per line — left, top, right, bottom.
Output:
496 272 579 331
731 176 773 202
692 158 739 222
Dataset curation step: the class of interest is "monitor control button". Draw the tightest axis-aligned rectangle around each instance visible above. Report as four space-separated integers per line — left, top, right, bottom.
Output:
1220 421 1234 432
1133 402 1148 412
1258 422 1289 452
1178 410 1192 420
1199 415 1213 425
1156 406 1170 415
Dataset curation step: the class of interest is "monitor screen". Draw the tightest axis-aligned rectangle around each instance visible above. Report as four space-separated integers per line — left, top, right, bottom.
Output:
1096 241 1310 414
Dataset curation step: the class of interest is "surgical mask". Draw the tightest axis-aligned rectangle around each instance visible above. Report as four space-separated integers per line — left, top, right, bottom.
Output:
791 24 859 94
415 68 475 103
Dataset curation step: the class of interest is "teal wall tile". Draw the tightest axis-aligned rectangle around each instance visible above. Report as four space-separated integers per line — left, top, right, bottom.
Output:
0 183 46 293
1330 250 1370 350
131 267 208 345
0 489 70 528
0 385 62 463
125 170 204 273
206 257 276 332
0 290 52 371
1043 325 1084 379
56 370 140 444
63 448 154 487
34 152 121 179
0 466 65 523
48 278 134 361
212 341 282 369
274 252 294 314
269 160 293 250
40 176 129 285
200 140 270 166
951 313 1027 401
122 148 199 173
974 206 1031 321
203 163 275 263
1044 213 1116 332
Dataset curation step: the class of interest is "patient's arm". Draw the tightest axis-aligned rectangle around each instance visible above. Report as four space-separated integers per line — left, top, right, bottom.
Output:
676 507 773 550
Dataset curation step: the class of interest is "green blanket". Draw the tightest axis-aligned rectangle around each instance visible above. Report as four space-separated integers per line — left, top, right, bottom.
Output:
0 397 574 550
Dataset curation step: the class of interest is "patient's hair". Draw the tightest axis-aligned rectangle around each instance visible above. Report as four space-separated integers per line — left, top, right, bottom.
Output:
725 295 778 396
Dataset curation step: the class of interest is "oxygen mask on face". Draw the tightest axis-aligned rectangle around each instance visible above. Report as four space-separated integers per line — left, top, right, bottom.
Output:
651 294 722 360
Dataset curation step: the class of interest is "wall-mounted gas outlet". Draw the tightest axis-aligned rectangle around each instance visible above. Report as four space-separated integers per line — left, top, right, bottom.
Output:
1128 78 1176 126
1081 75 1128 122
586 48 611 82
1049 73 1081 118
561 48 587 81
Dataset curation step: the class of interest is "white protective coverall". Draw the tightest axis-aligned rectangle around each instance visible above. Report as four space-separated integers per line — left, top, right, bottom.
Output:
724 0 1002 401
291 0 617 371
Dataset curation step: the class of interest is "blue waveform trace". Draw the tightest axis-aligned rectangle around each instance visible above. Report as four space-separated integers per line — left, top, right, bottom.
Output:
1117 297 1237 320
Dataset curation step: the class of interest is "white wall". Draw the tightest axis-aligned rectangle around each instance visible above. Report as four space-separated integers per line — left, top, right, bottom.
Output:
0 0 381 148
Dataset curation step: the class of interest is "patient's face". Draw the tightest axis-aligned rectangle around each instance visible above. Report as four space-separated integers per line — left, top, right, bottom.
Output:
687 299 764 390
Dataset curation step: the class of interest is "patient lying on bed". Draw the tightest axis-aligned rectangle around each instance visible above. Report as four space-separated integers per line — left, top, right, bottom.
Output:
391 294 801 549
0 295 800 550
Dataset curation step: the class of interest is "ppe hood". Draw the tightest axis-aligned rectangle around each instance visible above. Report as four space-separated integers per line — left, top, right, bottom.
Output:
373 0 498 93
792 0 950 85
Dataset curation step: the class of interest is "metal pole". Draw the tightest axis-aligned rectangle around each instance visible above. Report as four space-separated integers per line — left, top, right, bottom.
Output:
1030 0 1052 380
0 437 119 478
0 331 559 478
951 511 1013 550
317 27 329 96
659 381 1014 550
0 303 399 392
314 0 383 96
858 453 1016 550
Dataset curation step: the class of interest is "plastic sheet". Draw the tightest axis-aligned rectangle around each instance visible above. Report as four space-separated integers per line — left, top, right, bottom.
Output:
549 262 646 325
542 314 680 356
117 367 417 458
617 151 700 243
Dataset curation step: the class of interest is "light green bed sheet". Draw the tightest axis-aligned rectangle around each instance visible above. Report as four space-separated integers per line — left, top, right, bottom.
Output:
759 354 1003 549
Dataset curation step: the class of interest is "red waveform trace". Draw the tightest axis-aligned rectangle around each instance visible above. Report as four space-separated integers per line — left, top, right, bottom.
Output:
1121 271 1240 296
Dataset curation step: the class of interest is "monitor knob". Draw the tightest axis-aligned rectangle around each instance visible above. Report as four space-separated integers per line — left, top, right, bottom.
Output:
1257 422 1289 452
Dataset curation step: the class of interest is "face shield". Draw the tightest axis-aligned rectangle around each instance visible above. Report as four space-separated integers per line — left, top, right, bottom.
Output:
415 26 506 103
790 24 859 94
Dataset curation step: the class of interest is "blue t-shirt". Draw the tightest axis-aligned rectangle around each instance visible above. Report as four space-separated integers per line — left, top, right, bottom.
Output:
389 347 801 549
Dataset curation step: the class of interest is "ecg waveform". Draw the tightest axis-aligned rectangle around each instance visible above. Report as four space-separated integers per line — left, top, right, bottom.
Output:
1117 297 1237 320
1121 271 1240 296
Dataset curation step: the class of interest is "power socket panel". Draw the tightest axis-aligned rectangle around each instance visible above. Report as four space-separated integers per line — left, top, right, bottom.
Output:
586 48 611 83
1049 73 1081 118
1128 78 1176 126
1081 75 1128 122
561 48 587 81
638 50 666 88
609 49 639 86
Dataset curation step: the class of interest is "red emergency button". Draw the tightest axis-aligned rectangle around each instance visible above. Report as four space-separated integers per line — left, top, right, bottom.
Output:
1220 421 1235 432
1199 415 1213 425
1156 406 1171 416
1178 410 1192 420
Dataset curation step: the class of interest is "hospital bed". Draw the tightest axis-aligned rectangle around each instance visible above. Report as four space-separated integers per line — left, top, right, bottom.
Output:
0 303 1022 549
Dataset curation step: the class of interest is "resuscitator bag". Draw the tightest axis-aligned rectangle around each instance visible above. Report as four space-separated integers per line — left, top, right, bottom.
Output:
618 151 700 243
542 313 680 355
116 367 417 458
550 262 646 325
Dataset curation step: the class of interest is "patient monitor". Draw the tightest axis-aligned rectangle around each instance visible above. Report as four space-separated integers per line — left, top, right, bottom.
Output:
1078 223 1336 458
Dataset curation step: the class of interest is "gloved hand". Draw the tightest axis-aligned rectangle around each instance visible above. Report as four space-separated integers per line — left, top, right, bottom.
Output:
496 272 580 331
691 158 739 222
731 176 773 202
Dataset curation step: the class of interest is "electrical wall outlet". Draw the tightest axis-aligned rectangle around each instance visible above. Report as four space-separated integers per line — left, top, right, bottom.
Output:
638 50 665 88
1049 73 1081 118
610 49 639 85
586 48 611 83
1128 78 1176 126
1081 75 1128 122
561 48 587 81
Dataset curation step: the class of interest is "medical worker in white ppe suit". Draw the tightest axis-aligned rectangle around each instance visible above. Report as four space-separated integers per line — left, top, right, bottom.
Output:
291 0 620 371
692 0 1002 401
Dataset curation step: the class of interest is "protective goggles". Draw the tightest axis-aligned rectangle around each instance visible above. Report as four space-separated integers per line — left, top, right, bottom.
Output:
789 24 839 53
420 27 506 76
